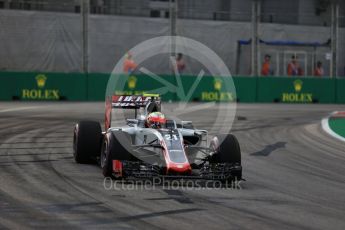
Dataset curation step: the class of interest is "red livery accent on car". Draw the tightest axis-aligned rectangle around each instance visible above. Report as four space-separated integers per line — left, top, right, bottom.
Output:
112 160 123 177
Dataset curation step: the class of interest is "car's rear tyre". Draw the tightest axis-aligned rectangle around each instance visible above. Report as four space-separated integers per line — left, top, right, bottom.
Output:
101 136 113 177
101 131 132 177
73 121 102 164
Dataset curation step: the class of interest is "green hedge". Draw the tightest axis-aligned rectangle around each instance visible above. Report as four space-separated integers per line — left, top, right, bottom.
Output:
0 71 344 104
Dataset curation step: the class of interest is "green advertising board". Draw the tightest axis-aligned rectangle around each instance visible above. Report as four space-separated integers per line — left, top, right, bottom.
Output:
87 73 176 101
233 77 257 102
87 73 109 101
257 77 336 103
0 71 344 104
172 75 236 102
87 73 237 102
0 72 87 101
336 78 345 103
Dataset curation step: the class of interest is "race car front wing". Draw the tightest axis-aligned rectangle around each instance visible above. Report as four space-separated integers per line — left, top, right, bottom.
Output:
113 160 242 181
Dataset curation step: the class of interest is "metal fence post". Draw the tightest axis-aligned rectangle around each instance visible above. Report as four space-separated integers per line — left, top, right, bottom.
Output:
251 0 260 77
170 0 177 56
81 0 89 73
330 1 339 78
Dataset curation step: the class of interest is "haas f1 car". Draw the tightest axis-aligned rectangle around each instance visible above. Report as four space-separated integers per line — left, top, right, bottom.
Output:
73 94 242 181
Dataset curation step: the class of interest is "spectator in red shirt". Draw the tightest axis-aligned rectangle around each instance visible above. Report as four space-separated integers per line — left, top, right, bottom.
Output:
261 54 273 76
123 52 138 74
287 55 303 76
314 61 324 77
174 53 186 74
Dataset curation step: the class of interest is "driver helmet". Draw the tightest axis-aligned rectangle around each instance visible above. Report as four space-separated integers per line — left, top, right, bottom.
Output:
146 112 166 129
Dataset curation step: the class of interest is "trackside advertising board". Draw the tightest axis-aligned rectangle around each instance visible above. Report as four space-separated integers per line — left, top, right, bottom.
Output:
0 72 87 101
0 71 344 103
336 78 345 103
257 77 336 103
88 74 237 102
88 73 176 101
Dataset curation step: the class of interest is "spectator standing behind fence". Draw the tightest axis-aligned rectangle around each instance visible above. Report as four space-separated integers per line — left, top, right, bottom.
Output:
261 54 274 76
313 61 324 77
173 53 186 74
287 55 303 76
123 52 138 75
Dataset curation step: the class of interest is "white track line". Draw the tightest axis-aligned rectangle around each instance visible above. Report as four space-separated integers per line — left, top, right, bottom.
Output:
321 111 345 143
0 106 41 113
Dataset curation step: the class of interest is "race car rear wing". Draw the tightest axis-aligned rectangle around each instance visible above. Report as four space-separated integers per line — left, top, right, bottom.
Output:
111 94 160 109
105 94 161 130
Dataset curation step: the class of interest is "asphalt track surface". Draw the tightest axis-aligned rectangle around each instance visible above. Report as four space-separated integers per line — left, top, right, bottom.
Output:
1 102 345 230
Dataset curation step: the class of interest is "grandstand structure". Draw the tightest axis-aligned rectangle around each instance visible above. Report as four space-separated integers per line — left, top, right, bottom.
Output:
0 0 344 76
1 0 344 26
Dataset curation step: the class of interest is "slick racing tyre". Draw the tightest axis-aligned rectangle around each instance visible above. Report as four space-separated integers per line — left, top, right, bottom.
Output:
146 101 161 114
210 134 242 179
73 121 102 164
210 134 241 164
101 131 132 177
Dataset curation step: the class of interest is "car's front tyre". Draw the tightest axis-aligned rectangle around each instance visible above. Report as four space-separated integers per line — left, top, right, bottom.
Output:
210 134 242 179
101 131 132 177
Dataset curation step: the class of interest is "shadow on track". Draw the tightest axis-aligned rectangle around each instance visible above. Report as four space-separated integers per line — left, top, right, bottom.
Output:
250 142 286 156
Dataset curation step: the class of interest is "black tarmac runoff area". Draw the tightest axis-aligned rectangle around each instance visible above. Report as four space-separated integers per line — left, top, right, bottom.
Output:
0 102 345 230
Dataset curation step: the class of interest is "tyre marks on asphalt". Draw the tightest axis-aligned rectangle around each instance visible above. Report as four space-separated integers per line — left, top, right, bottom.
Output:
1 103 345 230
